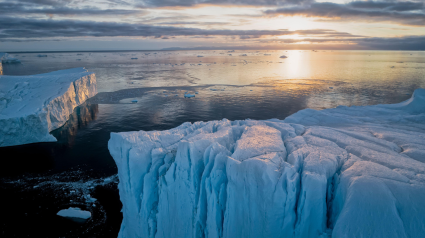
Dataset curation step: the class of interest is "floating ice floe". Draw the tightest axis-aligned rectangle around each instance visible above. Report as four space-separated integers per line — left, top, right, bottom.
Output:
197 55 204 57
57 207 91 222
37 54 48 57
184 94 195 98
131 100 138 103
280 55 288 58
131 58 138 60
109 88 425 238
0 68 97 147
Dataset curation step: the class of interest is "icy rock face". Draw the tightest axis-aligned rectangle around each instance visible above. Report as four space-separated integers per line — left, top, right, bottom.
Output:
109 89 425 238
0 68 97 147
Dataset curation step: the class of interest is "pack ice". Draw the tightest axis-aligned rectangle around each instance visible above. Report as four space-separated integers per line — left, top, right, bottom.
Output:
0 68 96 147
109 89 425 238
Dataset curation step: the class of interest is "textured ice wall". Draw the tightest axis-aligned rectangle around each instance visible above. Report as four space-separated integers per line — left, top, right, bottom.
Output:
109 89 425 238
0 68 97 147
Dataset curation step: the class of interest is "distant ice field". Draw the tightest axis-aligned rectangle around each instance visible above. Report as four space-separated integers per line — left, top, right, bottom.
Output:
1 50 424 176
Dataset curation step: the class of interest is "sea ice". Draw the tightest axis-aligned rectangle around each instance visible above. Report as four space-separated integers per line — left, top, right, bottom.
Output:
0 68 97 147
184 94 195 98
109 89 425 238
57 207 91 221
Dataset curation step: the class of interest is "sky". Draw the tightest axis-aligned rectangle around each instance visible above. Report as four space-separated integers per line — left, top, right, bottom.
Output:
0 0 424 51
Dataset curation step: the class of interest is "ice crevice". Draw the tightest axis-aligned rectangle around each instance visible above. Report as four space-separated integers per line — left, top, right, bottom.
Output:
109 89 425 238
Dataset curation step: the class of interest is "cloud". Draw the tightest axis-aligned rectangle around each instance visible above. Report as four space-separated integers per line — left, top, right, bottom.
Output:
135 0 311 8
265 1 425 26
0 16 361 39
0 2 145 16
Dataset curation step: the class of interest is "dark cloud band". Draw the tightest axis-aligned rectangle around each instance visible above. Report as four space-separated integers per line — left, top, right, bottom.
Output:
0 17 360 39
265 1 425 26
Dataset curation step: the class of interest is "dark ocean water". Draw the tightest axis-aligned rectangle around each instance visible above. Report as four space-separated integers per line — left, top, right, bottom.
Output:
0 50 424 237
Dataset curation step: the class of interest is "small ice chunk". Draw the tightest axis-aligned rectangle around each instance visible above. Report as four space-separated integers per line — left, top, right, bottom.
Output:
57 207 91 221
197 55 203 57
184 94 195 98
279 55 287 58
131 58 138 60
132 100 138 103
195 92 199 94
37 54 47 57
329 87 334 89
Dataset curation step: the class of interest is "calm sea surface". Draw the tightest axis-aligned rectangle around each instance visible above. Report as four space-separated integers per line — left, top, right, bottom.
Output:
1 50 425 176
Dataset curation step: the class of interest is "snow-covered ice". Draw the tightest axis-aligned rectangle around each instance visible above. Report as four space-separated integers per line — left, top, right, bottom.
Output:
109 88 425 238
0 68 97 147
57 207 91 221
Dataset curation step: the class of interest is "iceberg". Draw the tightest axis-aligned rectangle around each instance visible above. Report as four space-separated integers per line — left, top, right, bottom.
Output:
0 68 97 147
109 89 425 238
0 52 21 65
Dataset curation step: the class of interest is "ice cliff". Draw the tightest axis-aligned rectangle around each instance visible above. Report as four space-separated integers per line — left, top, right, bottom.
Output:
109 89 425 238
0 68 97 147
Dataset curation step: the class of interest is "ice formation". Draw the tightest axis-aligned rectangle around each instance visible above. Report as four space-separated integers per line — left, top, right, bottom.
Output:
57 207 91 220
0 68 97 147
109 89 425 238
0 52 21 65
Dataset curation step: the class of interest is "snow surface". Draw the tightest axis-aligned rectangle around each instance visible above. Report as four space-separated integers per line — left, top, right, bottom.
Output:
57 207 91 220
108 88 425 238
0 68 97 147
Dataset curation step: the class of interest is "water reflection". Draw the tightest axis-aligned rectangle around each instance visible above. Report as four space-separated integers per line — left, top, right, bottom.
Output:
0 103 99 177
52 103 99 147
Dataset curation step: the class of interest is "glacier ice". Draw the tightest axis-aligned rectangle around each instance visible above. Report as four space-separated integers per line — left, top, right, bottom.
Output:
0 68 97 147
109 88 425 238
